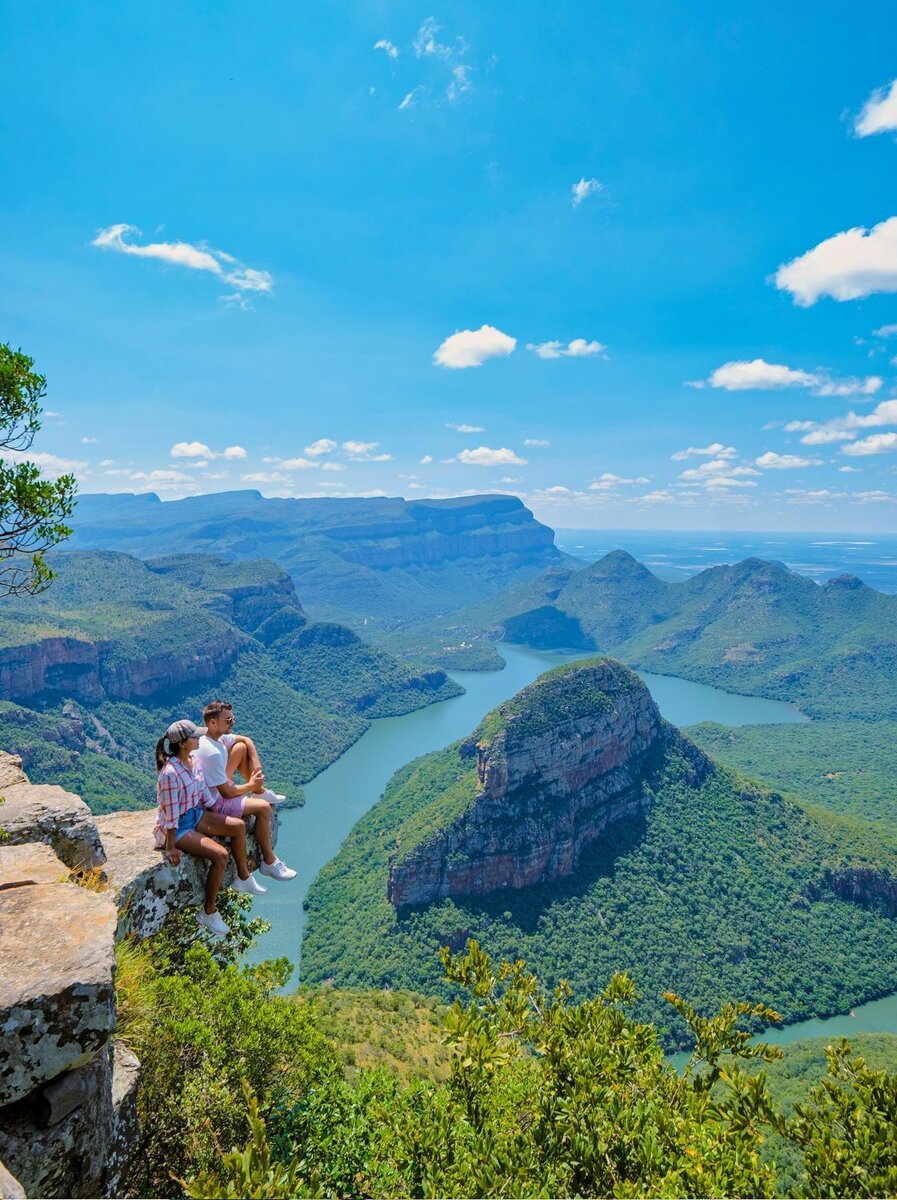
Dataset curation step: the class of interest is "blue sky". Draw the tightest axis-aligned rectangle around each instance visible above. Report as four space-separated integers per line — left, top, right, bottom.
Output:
3 0 897 530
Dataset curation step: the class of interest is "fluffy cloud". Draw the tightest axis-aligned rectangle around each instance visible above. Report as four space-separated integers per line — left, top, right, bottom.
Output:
92 224 273 298
774 217 897 305
446 422 485 433
373 38 399 58
223 445 246 459
453 446 527 467
589 472 651 490
755 451 822 469
447 64 472 102
527 338 606 359
2 450 87 479
841 432 897 456
171 441 214 458
789 398 897 445
413 16 451 59
398 86 424 111
679 459 760 484
321 462 345 472
855 79 897 137
342 440 391 461
571 178 603 207
873 324 897 338
434 325 516 369
420 454 433 464
304 438 337 457
277 457 319 470
80 436 97 444
524 438 550 447
699 358 880 395
671 443 737 461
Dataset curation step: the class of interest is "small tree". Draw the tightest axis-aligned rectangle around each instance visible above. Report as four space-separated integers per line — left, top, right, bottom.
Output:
0 343 76 595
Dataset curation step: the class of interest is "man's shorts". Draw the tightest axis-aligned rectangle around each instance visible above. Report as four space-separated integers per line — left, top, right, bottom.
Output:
212 795 246 819
175 805 203 840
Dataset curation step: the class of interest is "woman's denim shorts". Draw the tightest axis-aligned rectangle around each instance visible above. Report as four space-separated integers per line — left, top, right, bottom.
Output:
175 805 203 839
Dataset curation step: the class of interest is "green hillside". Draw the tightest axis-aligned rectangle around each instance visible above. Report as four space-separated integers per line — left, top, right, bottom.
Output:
0 550 461 810
302 663 897 1049
387 551 897 720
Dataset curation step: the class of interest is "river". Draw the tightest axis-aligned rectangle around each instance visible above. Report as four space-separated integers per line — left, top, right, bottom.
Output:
249 643 805 967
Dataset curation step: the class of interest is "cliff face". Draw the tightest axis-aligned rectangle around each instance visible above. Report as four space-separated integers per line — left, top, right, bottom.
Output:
387 659 710 908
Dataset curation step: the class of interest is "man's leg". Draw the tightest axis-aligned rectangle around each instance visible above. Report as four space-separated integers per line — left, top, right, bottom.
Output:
241 797 277 866
227 739 265 793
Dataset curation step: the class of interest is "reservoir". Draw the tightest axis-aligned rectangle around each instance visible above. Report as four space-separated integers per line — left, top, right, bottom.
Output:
250 643 806 967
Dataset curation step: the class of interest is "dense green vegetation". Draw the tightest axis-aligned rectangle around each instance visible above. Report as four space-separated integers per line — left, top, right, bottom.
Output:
0 550 459 811
118 917 897 1199
687 719 897 824
302 712 897 1048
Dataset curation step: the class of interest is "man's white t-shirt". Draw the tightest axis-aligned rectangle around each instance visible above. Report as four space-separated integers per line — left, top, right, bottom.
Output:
193 733 235 790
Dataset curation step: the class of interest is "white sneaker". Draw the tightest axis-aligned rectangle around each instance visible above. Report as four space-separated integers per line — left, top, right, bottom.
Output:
259 858 297 882
196 908 230 937
232 873 267 895
258 788 287 804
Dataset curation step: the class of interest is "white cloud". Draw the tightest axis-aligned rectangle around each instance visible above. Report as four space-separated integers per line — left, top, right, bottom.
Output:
171 441 214 458
839 465 861 473
99 458 115 467
446 422 485 433
321 461 345 471
92 224 273 297
589 472 651 490
128 468 194 484
524 438 550 447
799 428 856 445
499 476 521 483
342 440 392 461
304 438 337 457
187 460 209 469
791 398 897 445
636 489 677 504
842 432 897 456
80 436 97 444
671 442 737 461
419 454 433 464
223 445 247 460
702 358 880 395
279 457 319 470
855 79 897 137
784 488 847 504
454 446 527 466
680 459 760 482
702 475 757 489
774 217 897 305
755 451 823 469
414 16 451 59
873 324 897 337
571 178 603 207
433 324 516 369
398 86 424 111
527 338 606 359
447 64 472 102
855 490 897 503
2 450 87 478
373 38 399 58
242 471 290 484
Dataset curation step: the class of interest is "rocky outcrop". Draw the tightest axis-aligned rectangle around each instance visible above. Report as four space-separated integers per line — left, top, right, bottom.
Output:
388 659 711 908
96 807 278 939
807 865 897 916
0 756 279 1197
0 772 105 870
0 626 244 705
0 882 117 1106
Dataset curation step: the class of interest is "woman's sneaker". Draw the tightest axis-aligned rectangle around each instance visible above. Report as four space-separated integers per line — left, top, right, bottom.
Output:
196 908 230 937
232 873 267 895
259 858 297 881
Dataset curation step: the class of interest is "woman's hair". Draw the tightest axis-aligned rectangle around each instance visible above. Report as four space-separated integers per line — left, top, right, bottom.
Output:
155 732 193 772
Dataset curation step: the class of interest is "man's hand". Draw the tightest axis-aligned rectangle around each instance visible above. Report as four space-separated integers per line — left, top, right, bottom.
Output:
249 768 264 788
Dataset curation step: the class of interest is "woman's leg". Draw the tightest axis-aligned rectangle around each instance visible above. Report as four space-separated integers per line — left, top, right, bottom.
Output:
197 810 250 878
240 797 276 865
174 831 229 913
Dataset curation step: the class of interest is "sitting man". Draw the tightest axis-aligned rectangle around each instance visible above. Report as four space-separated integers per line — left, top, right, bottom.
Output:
193 698 297 883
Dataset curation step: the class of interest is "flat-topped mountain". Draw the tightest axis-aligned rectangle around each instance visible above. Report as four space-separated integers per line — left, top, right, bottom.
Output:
301 656 897 1045
398 550 897 718
0 550 460 811
68 492 565 630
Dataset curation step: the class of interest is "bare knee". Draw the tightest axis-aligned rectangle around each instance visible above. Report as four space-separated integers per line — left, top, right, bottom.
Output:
211 845 229 869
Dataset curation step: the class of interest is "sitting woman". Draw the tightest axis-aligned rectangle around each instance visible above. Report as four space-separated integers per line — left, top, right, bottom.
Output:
153 719 267 938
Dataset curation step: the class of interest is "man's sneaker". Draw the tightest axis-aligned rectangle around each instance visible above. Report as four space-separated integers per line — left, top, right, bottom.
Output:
232 873 267 895
196 908 230 937
258 788 287 804
259 858 297 882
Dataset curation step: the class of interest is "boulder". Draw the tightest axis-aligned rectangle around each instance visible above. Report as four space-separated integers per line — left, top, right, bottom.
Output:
0 753 27 790
0 1161 24 1200
96 806 278 940
0 882 116 1106
0 843 68 891
0 1041 138 1200
0 782 105 870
